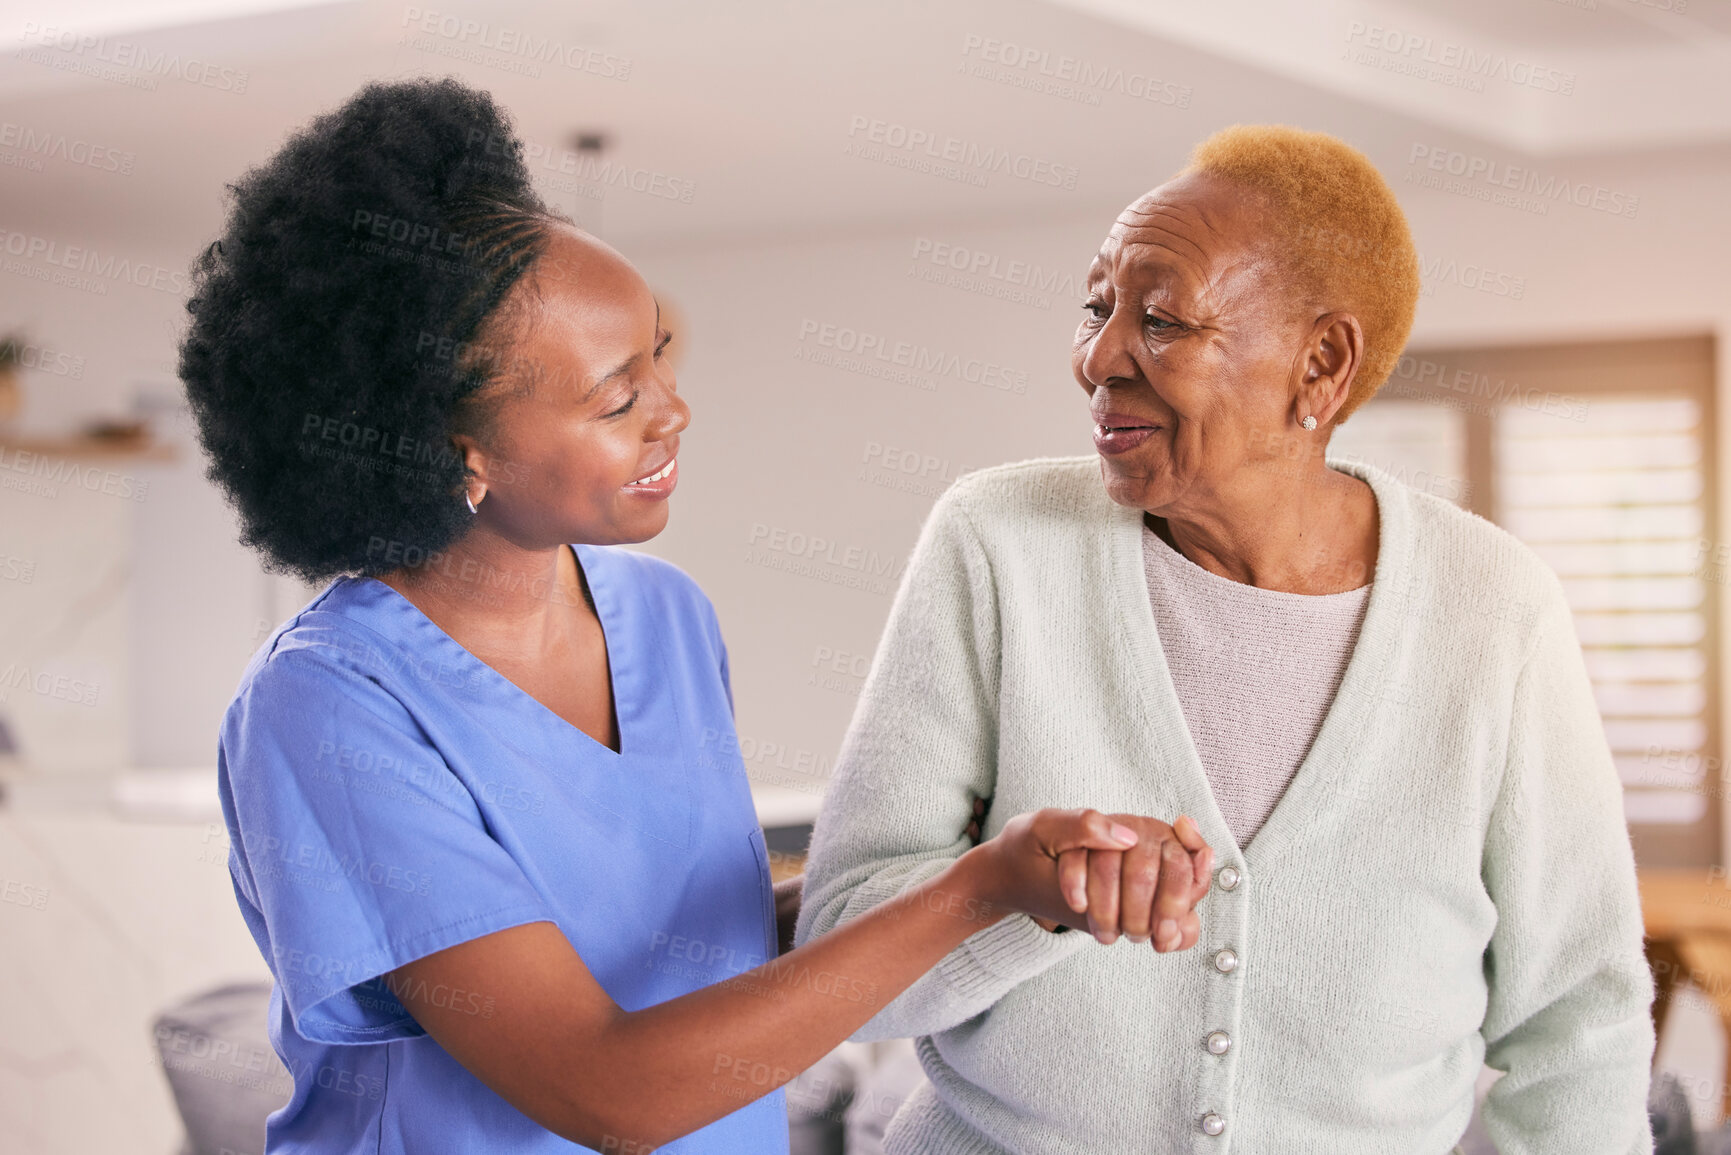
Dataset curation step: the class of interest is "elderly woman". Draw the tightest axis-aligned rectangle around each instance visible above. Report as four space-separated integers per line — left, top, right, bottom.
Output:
796 125 1656 1154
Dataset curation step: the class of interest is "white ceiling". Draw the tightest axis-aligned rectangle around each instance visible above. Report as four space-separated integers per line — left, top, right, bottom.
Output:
1 0 1728 256
1053 0 1731 154
0 0 343 38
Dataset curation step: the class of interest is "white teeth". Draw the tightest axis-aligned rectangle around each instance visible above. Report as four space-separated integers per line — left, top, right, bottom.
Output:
629 460 674 485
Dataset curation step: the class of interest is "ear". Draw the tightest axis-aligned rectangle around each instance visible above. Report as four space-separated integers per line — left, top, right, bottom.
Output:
1293 311 1365 429
450 433 494 502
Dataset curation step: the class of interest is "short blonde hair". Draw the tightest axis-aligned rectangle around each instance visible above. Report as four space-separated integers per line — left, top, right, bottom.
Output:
1182 125 1419 421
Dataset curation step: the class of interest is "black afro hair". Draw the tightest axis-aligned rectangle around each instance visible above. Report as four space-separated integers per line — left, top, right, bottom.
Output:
179 75 568 583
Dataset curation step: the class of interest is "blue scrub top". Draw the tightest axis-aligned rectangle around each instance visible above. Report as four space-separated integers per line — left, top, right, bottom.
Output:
217 545 789 1154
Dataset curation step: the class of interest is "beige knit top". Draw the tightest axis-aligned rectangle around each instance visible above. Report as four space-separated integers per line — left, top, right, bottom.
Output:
1141 521 1372 849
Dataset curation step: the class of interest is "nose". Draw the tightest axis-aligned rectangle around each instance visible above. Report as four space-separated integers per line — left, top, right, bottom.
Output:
1079 305 1143 392
651 372 690 441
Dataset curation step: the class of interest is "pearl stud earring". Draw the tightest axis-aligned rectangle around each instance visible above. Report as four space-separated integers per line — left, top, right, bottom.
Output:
1300 415 1318 431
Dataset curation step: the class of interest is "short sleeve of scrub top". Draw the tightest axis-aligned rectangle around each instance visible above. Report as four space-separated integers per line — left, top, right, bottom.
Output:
217 545 789 1155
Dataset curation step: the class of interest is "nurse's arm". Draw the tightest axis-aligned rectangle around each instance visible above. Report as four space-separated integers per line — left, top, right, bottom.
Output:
386 807 1172 1151
768 796 990 956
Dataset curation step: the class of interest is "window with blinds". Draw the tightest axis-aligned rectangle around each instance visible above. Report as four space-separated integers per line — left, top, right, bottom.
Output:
1329 399 1471 512
1333 337 1718 867
1497 398 1709 826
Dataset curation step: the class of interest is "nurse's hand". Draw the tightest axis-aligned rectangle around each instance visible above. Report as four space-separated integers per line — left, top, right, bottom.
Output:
964 808 1211 951
1054 813 1212 951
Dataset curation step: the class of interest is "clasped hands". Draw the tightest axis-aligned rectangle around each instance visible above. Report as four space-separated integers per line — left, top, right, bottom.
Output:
962 798 1214 953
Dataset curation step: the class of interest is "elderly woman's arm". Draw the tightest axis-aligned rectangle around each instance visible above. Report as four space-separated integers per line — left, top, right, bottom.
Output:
795 485 1096 1040
794 485 1206 1040
1478 591 1657 1153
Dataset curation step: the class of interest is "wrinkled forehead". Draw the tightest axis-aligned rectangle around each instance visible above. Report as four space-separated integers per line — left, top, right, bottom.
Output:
1090 174 1271 290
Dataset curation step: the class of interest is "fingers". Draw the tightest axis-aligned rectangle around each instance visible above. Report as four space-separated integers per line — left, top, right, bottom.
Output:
1151 839 1197 952
1038 808 1139 856
1115 835 1162 943
1191 845 1215 901
1056 848 1090 914
995 810 1214 946
1165 816 1216 908
1171 814 1207 853
1173 911 1202 952
1085 846 1124 943
1172 816 1216 910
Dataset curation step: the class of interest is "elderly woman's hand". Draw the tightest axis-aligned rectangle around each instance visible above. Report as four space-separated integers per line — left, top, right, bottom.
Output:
1054 814 1212 951
960 809 1212 951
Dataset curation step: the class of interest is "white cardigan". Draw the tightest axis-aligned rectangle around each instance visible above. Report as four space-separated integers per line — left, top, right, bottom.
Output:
795 455 1655 1155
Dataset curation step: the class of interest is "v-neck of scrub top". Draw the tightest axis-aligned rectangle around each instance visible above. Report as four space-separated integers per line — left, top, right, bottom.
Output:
359 543 695 849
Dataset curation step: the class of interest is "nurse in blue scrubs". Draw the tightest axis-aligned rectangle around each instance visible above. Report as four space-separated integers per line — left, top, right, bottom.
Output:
181 77 1213 1154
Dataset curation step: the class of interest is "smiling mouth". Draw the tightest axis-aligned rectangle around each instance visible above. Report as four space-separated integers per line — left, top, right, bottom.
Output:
627 459 675 486
1092 419 1161 457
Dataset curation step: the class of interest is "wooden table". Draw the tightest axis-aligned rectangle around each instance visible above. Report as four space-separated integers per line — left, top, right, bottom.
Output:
1641 868 1731 1116
767 850 806 885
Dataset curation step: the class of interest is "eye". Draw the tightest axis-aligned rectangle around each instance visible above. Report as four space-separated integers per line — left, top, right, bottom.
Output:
1144 313 1180 332
603 389 638 418
655 330 673 359
1080 300 1109 322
